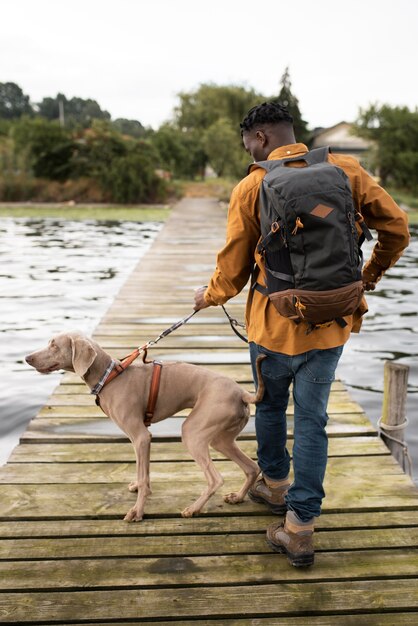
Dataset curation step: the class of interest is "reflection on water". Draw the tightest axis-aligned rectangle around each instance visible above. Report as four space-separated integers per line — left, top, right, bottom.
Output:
0 217 161 464
0 218 417 482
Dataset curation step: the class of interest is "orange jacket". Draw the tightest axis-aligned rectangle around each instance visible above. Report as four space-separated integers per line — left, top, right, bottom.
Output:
204 143 410 355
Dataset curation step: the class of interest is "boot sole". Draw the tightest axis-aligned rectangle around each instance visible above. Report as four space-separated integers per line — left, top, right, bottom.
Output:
248 492 287 515
266 537 314 567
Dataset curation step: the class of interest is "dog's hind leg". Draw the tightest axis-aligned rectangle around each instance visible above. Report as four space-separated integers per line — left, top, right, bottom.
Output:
180 417 224 518
211 432 260 504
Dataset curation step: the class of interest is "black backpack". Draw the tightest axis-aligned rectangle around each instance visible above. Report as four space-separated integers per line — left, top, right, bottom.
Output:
251 147 372 329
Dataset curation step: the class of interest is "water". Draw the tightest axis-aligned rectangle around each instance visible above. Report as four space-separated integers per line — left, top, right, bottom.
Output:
0 217 162 464
0 218 417 482
337 227 418 479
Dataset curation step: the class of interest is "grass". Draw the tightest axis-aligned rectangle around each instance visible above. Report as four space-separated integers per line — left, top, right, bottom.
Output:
0 203 171 222
386 188 418 225
0 184 416 225
181 178 237 202
388 188 418 211
407 210 418 225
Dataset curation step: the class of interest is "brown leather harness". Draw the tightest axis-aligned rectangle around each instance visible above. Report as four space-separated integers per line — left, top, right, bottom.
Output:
89 306 245 429
144 357 163 427
94 348 163 428
90 311 200 426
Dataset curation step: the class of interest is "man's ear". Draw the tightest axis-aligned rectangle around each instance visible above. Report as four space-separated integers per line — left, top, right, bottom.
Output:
71 336 97 377
256 129 267 146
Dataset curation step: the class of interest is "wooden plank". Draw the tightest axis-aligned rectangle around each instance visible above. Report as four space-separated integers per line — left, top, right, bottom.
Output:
1 580 418 622
0 455 405 485
62 363 258 384
33 401 367 418
2 509 418 539
55 616 418 626
8 436 388 463
2 549 418 591
20 414 376 443
38 394 365 416
52 615 418 626
55 378 348 391
0 466 416 520
3 528 418 560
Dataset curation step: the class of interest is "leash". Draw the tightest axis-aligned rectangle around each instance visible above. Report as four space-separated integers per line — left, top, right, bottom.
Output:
91 310 198 395
91 302 248 398
221 305 248 343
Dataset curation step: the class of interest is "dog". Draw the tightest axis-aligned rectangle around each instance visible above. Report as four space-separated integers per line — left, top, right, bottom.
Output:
25 332 265 521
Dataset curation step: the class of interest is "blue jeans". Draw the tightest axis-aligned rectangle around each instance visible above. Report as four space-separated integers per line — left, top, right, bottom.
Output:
249 342 344 522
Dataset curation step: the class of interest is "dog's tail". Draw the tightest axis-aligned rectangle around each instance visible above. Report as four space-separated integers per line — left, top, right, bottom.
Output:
242 354 266 404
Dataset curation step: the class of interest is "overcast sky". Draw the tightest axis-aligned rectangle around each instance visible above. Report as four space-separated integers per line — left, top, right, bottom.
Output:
2 0 417 130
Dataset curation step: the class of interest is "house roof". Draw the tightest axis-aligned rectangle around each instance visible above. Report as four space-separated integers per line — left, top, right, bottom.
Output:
311 121 373 151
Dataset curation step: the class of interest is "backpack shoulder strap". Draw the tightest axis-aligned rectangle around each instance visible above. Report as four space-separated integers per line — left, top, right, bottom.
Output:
247 160 274 175
247 146 330 175
302 146 330 165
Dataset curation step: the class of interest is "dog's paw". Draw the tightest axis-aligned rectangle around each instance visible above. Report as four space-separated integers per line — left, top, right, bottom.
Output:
128 481 138 493
123 507 143 522
181 506 198 518
223 492 243 504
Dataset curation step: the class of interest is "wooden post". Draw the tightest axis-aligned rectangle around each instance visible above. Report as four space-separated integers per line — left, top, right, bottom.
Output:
379 361 411 473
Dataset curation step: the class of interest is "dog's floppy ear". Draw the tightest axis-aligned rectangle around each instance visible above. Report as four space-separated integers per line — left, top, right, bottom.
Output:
71 336 97 377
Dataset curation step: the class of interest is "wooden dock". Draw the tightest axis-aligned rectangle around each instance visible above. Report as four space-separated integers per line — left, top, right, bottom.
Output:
1 197 418 624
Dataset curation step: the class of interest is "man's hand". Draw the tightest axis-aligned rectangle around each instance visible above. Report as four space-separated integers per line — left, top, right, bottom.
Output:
194 286 210 311
363 280 376 291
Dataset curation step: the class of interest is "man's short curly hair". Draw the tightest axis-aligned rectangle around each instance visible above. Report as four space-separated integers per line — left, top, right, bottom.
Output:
240 102 293 134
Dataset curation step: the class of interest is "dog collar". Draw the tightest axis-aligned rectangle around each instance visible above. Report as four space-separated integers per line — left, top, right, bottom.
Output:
90 359 123 396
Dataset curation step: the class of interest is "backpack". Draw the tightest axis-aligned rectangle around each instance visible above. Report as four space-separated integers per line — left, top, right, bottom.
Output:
251 147 372 329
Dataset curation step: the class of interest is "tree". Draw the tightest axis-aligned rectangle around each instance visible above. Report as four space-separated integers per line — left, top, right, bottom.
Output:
112 118 146 138
11 117 74 180
150 123 206 179
172 84 263 178
102 143 167 203
73 121 166 202
0 82 33 119
203 118 245 177
273 68 310 144
174 84 262 133
37 93 111 128
355 104 418 191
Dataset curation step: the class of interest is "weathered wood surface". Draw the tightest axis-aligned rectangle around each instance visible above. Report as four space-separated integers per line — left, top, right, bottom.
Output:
8 436 388 462
1 197 418 625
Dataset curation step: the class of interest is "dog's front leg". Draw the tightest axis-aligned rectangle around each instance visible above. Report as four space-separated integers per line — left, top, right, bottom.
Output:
124 429 152 522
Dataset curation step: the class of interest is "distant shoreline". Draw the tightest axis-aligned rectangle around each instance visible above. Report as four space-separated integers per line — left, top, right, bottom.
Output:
0 203 171 222
0 202 416 225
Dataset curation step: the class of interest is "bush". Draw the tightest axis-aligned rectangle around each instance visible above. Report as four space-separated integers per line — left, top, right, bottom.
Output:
0 175 105 203
98 152 168 203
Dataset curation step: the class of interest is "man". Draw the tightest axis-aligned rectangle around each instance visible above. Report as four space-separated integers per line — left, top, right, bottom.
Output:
194 102 409 567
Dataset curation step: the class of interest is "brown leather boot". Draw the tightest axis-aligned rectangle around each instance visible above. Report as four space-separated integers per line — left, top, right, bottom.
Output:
248 476 289 514
266 512 314 567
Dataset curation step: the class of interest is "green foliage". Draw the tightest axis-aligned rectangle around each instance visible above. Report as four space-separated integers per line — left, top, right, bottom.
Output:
203 118 245 177
112 118 146 138
150 123 206 179
0 82 33 119
355 104 418 192
0 117 167 203
272 67 310 145
72 120 127 179
37 93 111 128
170 84 263 179
175 83 262 131
96 141 167 204
11 117 75 181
